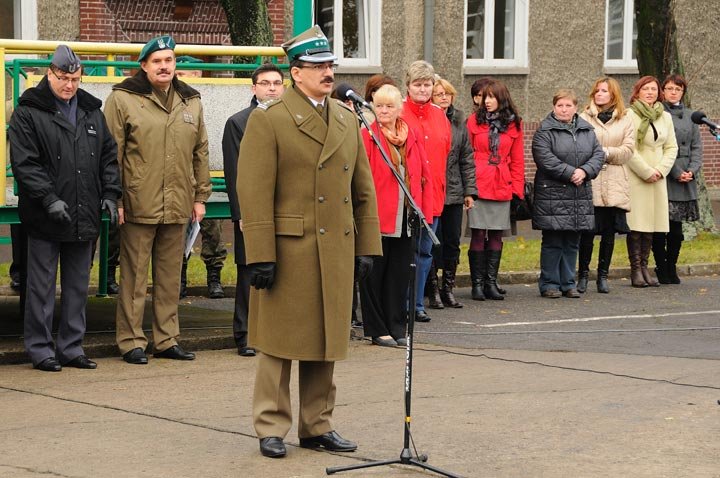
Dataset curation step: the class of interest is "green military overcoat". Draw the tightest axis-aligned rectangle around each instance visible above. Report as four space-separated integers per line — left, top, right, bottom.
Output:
237 86 381 361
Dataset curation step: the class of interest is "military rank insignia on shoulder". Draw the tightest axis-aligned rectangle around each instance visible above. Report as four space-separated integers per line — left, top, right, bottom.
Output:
334 99 353 111
257 98 280 110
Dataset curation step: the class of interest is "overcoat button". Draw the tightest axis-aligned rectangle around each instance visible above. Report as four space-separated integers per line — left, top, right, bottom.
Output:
319 164 324 170
319 196 325 202
344 197 349 203
344 229 350 235
319 228 326 234
344 165 349 171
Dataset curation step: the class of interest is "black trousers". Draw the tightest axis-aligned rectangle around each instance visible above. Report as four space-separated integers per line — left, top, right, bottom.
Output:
359 234 413 340
232 221 250 346
434 203 464 268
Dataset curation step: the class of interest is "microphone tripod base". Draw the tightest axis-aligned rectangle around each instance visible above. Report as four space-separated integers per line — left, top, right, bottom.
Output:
326 447 463 477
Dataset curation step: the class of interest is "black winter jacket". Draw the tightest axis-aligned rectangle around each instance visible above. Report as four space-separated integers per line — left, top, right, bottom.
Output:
9 76 120 241
531 113 604 231
444 106 478 205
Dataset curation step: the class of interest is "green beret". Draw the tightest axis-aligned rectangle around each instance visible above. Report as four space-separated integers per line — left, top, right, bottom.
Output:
138 35 176 62
176 55 203 64
281 25 337 63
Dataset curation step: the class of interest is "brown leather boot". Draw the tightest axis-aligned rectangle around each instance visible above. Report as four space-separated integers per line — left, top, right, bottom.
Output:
627 232 647 288
640 232 660 287
440 262 463 308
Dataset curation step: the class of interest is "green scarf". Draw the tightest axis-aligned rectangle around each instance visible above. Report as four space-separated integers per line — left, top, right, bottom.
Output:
630 100 664 146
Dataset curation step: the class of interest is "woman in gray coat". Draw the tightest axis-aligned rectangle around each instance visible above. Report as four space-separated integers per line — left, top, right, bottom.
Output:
532 89 604 298
653 74 703 284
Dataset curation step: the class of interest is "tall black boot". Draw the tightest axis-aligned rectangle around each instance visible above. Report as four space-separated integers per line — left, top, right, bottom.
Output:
596 234 614 293
179 260 188 298
652 233 670 284
483 250 504 300
576 233 594 293
496 245 507 295
468 250 485 301
427 261 444 309
666 232 683 284
107 266 119 295
440 260 463 308
207 266 225 299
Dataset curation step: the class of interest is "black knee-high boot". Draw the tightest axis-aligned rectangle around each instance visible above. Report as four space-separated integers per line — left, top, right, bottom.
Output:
483 250 504 300
596 234 614 293
468 250 485 301
652 232 670 284
577 233 594 293
666 231 683 284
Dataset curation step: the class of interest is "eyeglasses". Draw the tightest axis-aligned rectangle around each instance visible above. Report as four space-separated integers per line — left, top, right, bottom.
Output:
663 86 683 92
433 92 453 98
50 69 81 86
256 80 284 87
298 63 337 72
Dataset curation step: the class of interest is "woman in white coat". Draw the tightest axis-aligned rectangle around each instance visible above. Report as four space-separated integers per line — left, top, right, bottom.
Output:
626 76 678 288
577 77 635 294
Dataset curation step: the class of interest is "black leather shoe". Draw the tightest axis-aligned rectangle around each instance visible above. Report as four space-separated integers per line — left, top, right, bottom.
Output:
64 355 97 369
371 336 397 347
123 348 148 365
299 431 357 452
34 357 62 372
259 437 286 458
238 346 256 357
414 310 431 322
154 345 195 361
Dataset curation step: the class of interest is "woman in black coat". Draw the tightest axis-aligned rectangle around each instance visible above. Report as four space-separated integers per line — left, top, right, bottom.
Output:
531 89 604 298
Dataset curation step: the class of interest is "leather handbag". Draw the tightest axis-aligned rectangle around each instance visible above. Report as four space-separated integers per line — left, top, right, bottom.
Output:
510 180 534 221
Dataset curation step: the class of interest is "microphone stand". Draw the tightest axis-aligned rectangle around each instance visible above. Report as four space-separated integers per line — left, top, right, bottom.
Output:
327 102 461 478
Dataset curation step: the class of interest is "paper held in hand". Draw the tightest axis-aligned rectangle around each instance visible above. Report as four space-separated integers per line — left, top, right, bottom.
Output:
184 220 201 258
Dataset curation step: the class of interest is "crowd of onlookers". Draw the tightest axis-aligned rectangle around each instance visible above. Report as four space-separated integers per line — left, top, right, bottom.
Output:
345 61 701 347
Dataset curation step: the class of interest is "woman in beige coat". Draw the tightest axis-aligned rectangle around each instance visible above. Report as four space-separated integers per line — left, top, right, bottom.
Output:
577 77 635 293
626 76 678 288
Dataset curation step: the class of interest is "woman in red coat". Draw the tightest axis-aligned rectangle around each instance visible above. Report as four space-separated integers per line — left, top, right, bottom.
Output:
466 80 525 300
359 84 433 347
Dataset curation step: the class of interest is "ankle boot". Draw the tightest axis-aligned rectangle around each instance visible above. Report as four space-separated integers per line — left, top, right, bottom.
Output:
440 262 463 308
652 233 670 284
427 262 444 309
627 232 647 288
179 260 189 298
666 232 683 284
468 250 485 301
640 233 660 287
107 266 119 295
483 250 504 300
596 235 614 294
576 233 594 293
207 266 225 299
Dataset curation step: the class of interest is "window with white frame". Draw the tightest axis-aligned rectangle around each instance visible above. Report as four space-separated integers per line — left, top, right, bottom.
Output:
605 0 637 71
464 0 528 72
314 0 381 70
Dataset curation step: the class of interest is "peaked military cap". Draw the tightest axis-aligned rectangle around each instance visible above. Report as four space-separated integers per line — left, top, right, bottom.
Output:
50 45 81 73
138 35 176 62
282 25 337 63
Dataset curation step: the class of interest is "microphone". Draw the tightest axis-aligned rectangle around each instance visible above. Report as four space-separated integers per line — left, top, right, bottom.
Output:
691 111 720 130
335 83 371 109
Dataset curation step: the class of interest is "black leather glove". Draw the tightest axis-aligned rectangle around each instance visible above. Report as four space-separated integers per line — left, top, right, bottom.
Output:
248 262 276 290
46 200 71 224
101 198 118 227
354 256 374 281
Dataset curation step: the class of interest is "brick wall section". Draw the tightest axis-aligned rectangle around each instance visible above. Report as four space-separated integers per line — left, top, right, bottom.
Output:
520 120 720 188
79 0 119 42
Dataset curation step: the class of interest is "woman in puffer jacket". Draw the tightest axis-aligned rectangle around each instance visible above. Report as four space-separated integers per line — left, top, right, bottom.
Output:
532 89 604 298
577 77 635 294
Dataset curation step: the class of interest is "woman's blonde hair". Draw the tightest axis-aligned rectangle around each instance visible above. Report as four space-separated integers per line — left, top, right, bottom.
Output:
405 60 435 86
373 84 403 109
434 78 457 97
586 77 626 117
553 88 578 106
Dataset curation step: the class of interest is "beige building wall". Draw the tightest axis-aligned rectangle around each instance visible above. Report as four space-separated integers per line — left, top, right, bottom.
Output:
37 0 80 41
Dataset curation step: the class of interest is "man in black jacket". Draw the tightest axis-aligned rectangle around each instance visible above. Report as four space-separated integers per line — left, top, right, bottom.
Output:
221 63 284 356
9 45 121 372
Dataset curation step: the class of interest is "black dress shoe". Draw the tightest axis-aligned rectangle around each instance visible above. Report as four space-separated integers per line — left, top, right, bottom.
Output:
299 431 357 452
34 357 62 372
238 346 256 357
414 310 431 322
371 336 397 347
154 345 195 361
259 437 286 458
123 348 148 365
64 355 97 369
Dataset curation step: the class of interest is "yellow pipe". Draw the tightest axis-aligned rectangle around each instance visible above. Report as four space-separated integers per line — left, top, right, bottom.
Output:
106 53 115 77
0 39 285 58
1 47 6 206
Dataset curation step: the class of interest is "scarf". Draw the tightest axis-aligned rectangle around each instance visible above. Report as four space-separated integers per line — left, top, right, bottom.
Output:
379 118 411 193
597 107 614 124
486 112 512 165
630 100 664 146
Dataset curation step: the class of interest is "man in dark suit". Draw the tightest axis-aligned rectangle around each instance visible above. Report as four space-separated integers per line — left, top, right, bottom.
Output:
221 63 284 356
236 26 382 458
